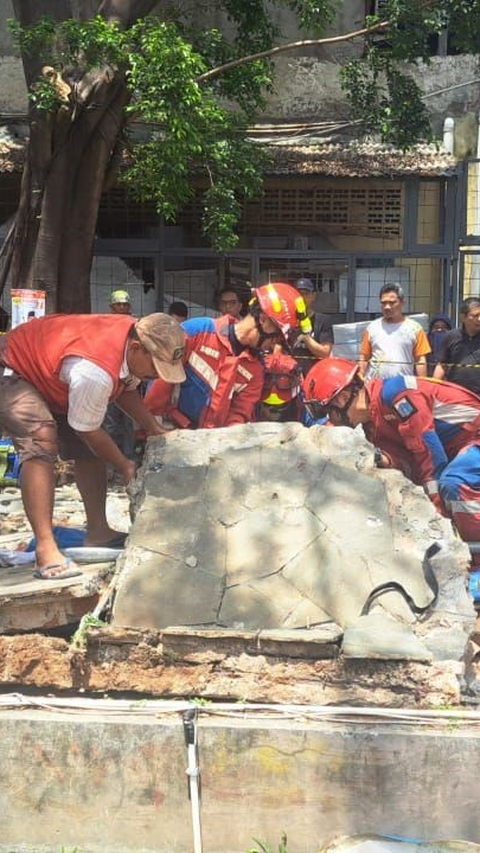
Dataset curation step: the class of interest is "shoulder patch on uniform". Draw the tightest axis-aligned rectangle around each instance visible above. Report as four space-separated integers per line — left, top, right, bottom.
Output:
392 396 417 420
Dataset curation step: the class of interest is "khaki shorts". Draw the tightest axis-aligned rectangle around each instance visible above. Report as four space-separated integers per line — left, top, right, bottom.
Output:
0 371 95 464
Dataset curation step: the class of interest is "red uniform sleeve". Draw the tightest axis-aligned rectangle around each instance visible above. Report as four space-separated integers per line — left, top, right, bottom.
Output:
387 388 449 512
144 378 173 417
224 361 265 427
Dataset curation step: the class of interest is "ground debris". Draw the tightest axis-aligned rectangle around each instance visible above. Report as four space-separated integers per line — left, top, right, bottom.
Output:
0 627 464 707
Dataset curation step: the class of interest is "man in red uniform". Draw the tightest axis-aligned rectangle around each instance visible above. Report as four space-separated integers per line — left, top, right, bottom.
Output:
0 313 186 579
302 358 480 557
256 351 303 422
145 283 310 429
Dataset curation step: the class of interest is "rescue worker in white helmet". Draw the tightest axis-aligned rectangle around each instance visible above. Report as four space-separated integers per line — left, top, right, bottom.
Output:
145 282 310 429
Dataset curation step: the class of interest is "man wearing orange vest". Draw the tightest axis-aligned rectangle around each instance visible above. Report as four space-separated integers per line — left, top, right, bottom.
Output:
0 313 186 580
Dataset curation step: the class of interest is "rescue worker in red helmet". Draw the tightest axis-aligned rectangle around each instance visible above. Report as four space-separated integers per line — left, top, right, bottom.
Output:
256 352 303 422
145 283 309 429
303 357 480 570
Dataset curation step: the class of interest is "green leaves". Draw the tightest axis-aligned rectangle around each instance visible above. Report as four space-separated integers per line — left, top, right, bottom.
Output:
339 0 479 148
11 0 480 249
341 55 432 149
9 15 127 71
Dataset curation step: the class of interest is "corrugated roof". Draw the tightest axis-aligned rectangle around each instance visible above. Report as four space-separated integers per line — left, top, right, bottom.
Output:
0 135 459 178
261 139 459 178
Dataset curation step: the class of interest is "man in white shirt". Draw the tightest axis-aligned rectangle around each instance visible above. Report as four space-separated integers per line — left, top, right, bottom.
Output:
0 313 185 580
359 284 430 379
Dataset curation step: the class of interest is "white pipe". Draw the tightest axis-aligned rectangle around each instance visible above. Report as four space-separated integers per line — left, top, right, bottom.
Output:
443 116 455 154
184 709 203 853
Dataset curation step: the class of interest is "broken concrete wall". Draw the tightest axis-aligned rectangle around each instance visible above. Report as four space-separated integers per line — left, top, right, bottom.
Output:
1 700 480 853
112 423 474 666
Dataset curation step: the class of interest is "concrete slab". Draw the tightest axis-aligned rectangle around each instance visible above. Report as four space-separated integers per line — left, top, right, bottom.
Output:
0 562 115 632
114 424 475 667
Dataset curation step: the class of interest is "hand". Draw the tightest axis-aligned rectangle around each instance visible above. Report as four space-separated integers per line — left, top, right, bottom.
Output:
374 448 391 468
294 334 309 346
121 459 137 485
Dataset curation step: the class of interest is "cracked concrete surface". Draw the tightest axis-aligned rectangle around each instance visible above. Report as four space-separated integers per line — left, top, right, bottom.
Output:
112 422 475 662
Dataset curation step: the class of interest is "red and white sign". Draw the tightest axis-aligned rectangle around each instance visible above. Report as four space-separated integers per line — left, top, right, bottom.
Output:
11 289 46 328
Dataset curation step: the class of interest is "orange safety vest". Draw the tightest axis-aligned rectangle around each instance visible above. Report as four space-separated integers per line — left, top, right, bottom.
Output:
4 314 136 413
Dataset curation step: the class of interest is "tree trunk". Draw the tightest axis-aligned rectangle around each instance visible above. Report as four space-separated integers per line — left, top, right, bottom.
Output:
8 0 157 312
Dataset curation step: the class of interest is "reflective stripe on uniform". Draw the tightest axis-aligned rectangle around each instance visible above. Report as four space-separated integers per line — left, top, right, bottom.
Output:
449 499 480 515
189 351 218 390
432 400 480 425
424 480 439 495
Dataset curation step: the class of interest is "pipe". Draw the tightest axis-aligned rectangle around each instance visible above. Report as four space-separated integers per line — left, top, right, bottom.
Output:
183 708 203 853
443 116 454 154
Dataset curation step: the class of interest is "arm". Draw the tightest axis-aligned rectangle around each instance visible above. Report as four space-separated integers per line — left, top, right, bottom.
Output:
433 363 446 380
115 388 169 435
76 427 136 484
297 314 334 360
295 334 332 360
413 328 431 378
358 330 372 378
414 355 428 377
389 389 449 512
432 336 449 381
224 362 265 427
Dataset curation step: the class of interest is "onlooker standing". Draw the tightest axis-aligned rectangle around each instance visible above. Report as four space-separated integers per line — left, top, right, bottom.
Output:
217 288 243 319
427 312 452 376
292 278 333 376
109 290 132 315
433 297 480 395
359 283 430 378
168 301 188 323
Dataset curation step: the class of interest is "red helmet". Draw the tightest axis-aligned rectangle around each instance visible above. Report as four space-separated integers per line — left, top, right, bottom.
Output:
261 352 301 406
303 358 360 407
250 283 311 344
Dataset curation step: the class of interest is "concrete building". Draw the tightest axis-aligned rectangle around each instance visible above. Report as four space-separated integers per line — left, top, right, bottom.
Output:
1 0 480 321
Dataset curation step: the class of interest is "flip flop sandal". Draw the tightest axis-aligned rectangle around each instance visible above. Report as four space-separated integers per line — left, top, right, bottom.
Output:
33 558 83 581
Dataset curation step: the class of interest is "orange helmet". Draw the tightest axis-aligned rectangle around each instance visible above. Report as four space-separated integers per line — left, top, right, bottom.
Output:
258 352 302 421
261 352 301 406
250 283 312 346
302 358 360 421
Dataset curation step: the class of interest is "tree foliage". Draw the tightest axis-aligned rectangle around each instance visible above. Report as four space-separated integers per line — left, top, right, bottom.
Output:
9 1 335 254
340 0 480 149
5 0 480 309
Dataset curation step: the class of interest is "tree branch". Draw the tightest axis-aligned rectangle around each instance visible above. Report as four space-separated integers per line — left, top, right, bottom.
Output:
196 20 390 85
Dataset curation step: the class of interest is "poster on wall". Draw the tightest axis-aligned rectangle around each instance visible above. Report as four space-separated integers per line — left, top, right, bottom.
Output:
11 289 46 328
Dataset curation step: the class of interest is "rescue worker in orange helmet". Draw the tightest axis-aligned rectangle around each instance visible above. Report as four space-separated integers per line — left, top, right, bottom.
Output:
256 352 303 422
145 282 311 429
302 357 480 571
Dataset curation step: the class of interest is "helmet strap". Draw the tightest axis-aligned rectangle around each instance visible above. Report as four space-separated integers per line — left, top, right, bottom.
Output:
328 382 361 427
251 310 281 351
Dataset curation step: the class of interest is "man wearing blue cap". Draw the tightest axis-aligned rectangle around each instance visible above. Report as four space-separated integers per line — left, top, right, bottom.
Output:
293 278 333 375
